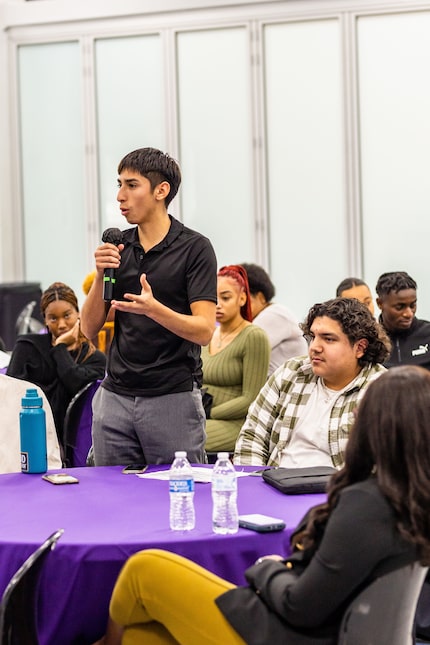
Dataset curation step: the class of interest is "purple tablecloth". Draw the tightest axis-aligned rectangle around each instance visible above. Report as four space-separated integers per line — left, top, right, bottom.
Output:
0 465 325 644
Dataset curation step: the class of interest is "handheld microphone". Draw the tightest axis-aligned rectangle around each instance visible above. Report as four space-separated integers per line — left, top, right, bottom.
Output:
101 228 123 302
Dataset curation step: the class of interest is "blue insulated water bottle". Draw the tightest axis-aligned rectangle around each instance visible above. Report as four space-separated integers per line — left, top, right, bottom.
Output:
20 388 47 473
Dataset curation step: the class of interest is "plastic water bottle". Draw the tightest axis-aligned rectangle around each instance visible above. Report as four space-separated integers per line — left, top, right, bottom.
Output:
169 451 195 531
20 388 47 474
212 452 238 534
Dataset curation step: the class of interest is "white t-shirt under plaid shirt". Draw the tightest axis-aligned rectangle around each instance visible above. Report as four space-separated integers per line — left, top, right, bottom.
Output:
233 356 386 468
279 377 350 468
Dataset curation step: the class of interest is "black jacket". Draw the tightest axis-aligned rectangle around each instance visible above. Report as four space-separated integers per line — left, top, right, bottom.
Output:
382 317 430 371
7 333 106 441
216 478 417 645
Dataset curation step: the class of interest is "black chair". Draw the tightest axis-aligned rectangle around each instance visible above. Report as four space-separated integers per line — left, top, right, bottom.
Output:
338 562 427 645
63 380 101 467
0 529 64 645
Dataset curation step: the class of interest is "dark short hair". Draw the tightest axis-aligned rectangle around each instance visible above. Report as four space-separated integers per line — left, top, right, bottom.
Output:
375 272 417 298
241 263 275 301
118 147 181 207
301 297 391 366
336 277 368 297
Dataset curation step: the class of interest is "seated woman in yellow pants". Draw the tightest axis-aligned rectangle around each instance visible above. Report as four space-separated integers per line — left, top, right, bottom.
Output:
93 366 430 645
95 549 244 645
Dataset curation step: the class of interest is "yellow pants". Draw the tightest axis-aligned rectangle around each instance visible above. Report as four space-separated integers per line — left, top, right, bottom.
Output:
110 549 246 645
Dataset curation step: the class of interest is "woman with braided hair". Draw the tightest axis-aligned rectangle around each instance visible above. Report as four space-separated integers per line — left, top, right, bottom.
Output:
7 282 106 443
202 265 270 454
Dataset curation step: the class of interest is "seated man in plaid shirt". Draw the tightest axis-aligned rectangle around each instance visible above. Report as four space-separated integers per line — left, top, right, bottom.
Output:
233 298 390 469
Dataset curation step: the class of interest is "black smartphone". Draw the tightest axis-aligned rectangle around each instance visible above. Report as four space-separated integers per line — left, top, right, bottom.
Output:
238 513 286 533
122 464 148 474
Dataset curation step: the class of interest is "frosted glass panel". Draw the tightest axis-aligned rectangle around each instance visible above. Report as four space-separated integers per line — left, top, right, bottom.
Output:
358 12 430 319
18 41 85 301
95 35 164 232
177 27 253 268
264 19 345 320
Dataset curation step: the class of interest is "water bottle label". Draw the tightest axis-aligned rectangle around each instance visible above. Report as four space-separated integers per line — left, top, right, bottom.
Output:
212 475 236 492
21 452 29 473
169 478 194 493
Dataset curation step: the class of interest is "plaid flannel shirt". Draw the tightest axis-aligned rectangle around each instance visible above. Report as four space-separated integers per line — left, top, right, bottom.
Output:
233 356 386 468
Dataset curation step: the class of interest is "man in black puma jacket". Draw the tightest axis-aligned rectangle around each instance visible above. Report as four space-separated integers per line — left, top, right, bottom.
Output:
376 271 430 371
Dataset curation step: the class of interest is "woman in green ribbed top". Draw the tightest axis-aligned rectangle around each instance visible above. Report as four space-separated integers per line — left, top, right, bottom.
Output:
202 265 270 453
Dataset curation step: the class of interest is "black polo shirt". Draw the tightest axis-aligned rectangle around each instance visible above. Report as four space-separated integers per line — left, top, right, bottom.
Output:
102 216 217 397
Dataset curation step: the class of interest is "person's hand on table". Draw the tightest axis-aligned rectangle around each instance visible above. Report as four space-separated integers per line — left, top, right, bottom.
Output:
255 555 284 565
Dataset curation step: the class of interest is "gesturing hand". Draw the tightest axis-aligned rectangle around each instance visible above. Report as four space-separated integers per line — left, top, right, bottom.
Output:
111 273 155 315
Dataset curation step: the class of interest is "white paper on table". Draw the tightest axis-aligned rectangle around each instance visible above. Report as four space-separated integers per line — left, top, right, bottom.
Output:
137 467 251 483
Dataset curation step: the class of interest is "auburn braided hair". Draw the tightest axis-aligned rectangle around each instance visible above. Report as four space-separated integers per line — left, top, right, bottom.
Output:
218 265 253 322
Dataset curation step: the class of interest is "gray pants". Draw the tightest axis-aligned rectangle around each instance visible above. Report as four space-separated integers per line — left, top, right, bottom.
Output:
92 385 206 466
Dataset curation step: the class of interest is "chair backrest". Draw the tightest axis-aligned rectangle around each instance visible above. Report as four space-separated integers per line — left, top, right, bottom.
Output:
15 301 44 336
96 321 114 355
415 572 430 640
0 529 64 645
63 380 101 467
338 562 428 645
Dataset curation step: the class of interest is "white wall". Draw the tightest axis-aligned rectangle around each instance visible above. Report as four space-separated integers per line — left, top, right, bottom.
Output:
358 10 430 321
1 0 430 321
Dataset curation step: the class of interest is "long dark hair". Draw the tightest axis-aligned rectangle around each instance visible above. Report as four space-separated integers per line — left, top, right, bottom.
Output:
301 366 430 564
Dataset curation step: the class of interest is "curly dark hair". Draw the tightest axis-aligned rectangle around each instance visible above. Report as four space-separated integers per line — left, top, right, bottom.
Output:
301 297 391 367
375 271 417 298
118 147 181 207
301 366 430 565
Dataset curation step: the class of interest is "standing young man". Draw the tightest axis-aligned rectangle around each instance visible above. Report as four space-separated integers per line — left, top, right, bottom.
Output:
376 271 430 371
234 298 390 468
81 148 217 465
